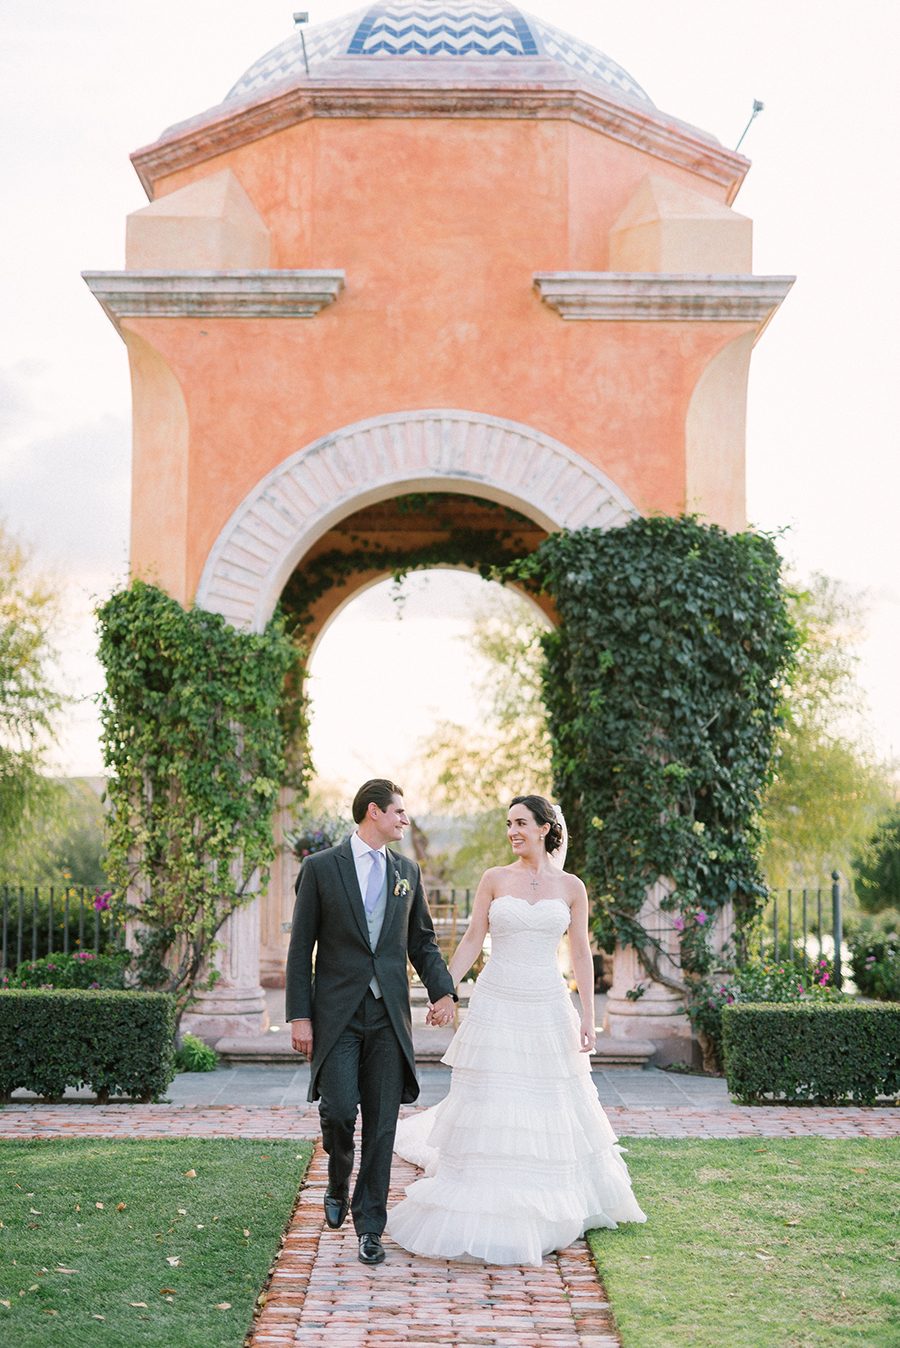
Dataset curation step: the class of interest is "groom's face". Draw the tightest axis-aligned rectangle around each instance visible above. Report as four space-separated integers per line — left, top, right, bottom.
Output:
369 794 409 845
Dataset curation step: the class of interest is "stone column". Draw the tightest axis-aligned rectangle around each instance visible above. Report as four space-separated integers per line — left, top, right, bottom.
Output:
180 894 269 1042
259 791 299 989
603 878 693 1066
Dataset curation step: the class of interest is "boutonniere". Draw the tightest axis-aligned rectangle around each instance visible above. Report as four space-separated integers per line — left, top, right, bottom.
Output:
394 878 410 897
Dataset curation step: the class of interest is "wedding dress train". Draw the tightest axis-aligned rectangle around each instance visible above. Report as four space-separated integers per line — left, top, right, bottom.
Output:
386 894 646 1266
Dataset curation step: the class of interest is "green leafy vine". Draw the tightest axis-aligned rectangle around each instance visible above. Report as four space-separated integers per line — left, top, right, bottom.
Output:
96 581 295 1019
510 515 797 986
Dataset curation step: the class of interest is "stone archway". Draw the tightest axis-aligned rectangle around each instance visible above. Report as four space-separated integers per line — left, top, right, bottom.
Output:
183 410 638 1042
194 409 638 635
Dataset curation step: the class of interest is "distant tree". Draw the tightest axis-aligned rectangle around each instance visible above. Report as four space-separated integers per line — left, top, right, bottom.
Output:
761 573 893 886
419 589 553 811
416 589 553 881
0 528 67 872
854 807 900 914
11 778 108 888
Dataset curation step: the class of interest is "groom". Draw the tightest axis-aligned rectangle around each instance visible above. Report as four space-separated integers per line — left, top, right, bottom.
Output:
286 778 456 1265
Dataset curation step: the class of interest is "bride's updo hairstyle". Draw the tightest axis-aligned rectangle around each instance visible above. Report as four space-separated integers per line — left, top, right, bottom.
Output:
509 795 564 855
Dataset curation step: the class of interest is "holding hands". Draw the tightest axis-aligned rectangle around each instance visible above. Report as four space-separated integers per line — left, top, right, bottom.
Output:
427 994 455 1027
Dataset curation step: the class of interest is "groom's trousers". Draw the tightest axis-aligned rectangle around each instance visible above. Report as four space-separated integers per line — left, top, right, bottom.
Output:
316 988 406 1236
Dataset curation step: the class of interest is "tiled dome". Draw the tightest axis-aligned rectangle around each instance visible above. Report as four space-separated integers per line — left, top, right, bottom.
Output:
225 2 652 106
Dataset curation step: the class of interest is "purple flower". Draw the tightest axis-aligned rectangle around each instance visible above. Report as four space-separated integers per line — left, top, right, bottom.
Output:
672 916 685 932
695 911 707 925
91 982 99 989
93 892 111 912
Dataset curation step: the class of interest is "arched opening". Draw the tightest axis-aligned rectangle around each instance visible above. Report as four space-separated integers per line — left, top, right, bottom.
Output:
260 488 558 988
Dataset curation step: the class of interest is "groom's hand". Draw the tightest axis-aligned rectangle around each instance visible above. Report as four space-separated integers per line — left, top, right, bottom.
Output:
291 1018 313 1058
427 995 455 1027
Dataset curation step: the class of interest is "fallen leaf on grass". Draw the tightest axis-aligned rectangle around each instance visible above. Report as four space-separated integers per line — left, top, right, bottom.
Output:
840 1291 846 1300
165 1257 182 1267
29 1208 41 1215
54 1267 78 1273
752 1148 767 1153
117 1203 126 1211
177 1209 187 1216
184 1170 197 1178
851 1168 868 1174
92 1314 105 1320
0 1301 10 1308
28 1285 39 1292
160 1289 176 1295
215 1303 232 1310
95 1203 104 1210
784 1220 800 1227
130 1302 149 1308
243 1229 250 1238
44 1309 58 1315
755 1253 773 1261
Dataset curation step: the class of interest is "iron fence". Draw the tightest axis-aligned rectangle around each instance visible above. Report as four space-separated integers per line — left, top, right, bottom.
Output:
761 871 844 989
0 885 122 973
425 887 474 918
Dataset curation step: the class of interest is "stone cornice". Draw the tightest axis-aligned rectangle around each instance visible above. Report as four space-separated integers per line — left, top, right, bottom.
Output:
533 273 795 322
130 79 749 204
81 270 346 332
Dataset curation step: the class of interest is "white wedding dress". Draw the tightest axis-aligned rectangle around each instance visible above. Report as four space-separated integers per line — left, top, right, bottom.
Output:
386 894 646 1266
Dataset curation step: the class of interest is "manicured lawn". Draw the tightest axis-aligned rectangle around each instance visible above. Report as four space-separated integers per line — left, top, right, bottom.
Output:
589 1136 900 1348
0 1136 313 1347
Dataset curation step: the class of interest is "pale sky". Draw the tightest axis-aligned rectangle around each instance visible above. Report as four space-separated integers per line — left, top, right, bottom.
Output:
1 1 898 789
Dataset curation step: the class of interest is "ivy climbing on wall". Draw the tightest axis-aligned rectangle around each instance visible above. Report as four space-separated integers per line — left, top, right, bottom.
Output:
96 581 295 1017
513 515 797 981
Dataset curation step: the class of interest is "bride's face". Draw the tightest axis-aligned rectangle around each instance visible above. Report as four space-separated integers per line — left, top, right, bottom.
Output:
507 804 547 858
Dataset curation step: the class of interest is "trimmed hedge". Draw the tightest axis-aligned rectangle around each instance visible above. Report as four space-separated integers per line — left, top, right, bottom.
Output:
0 989 176 1103
722 1002 900 1104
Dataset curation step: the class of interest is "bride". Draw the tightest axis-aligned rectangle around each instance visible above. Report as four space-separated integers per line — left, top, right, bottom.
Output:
385 794 646 1267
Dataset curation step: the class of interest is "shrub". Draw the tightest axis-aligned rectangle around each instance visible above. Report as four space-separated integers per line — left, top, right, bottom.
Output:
848 932 900 1002
0 989 176 1102
175 1032 218 1072
721 1002 900 1104
4 950 129 990
686 959 840 1070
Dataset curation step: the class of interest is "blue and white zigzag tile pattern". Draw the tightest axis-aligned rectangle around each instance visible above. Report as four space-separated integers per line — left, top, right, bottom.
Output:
528 14 651 103
347 2 538 57
226 7 367 101
225 1 652 106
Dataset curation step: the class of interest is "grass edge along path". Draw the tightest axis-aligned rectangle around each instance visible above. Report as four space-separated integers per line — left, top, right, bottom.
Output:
588 1136 900 1348
0 1136 314 1348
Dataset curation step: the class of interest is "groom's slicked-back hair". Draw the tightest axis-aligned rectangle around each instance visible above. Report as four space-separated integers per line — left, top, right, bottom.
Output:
352 778 403 824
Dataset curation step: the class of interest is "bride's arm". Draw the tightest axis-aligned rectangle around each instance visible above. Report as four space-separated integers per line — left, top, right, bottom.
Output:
447 871 494 987
567 881 597 1053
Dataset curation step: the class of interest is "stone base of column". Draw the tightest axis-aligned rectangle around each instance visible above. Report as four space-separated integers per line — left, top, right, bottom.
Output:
603 994 695 1067
180 986 269 1043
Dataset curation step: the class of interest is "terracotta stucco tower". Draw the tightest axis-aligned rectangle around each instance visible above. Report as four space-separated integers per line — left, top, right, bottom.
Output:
85 2 792 1051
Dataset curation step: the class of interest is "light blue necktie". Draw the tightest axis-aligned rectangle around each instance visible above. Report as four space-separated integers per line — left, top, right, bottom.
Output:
364 850 384 914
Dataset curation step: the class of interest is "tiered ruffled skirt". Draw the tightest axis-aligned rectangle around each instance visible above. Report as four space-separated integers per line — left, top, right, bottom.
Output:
386 950 646 1266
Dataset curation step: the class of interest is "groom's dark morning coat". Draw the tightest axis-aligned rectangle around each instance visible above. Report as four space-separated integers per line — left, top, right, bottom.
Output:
285 838 455 1104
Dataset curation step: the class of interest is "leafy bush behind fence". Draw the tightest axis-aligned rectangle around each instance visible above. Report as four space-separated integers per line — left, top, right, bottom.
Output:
1 884 120 967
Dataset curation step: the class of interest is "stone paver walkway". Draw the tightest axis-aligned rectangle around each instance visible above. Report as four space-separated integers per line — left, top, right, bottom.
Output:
250 1143 621 1348
1 1102 898 1140
3 1096 898 1348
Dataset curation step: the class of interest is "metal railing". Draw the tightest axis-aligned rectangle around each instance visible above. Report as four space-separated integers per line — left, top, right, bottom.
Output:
426 886 474 918
0 885 122 973
762 870 843 989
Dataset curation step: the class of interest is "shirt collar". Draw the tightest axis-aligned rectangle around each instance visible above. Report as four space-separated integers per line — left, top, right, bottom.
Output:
351 830 385 860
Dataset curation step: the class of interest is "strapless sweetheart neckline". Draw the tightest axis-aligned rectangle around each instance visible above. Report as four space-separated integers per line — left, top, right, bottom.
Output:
491 893 570 912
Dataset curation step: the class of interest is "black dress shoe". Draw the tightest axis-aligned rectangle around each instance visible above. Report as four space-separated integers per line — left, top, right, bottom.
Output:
323 1187 349 1229
358 1232 385 1265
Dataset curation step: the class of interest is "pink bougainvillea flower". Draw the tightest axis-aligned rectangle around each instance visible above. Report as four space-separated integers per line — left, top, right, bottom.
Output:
93 892 111 912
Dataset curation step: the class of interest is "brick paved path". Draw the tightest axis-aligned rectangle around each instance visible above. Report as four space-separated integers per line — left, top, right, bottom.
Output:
251 1143 621 1348
3 1102 898 1348
0 1102 898 1140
